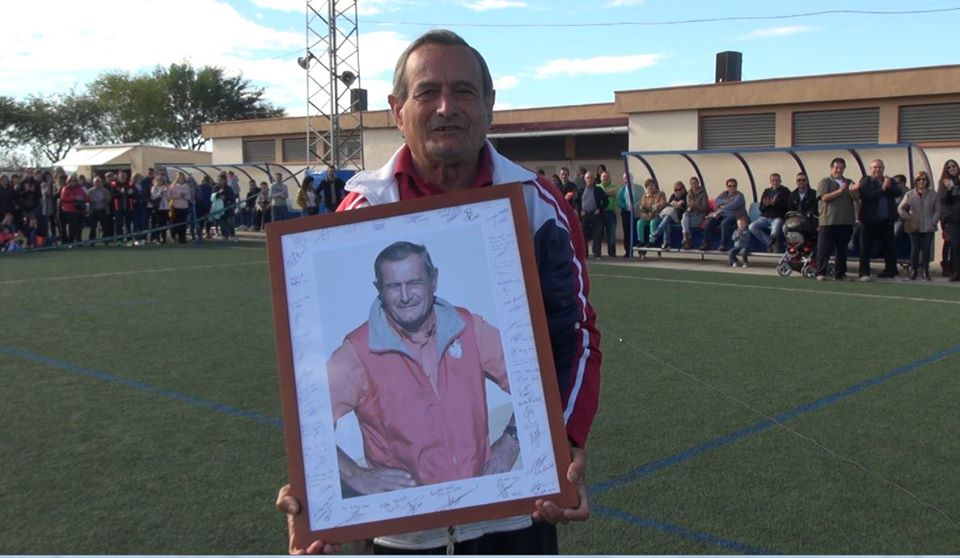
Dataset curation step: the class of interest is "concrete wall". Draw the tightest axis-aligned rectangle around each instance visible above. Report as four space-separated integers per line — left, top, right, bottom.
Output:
211 138 243 165
628 110 699 151
362 128 404 169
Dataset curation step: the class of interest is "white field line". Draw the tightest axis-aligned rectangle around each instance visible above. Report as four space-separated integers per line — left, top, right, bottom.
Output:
591 272 960 306
0 260 267 286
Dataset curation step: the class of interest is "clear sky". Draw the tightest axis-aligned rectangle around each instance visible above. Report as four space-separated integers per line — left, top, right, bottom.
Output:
3 0 959 117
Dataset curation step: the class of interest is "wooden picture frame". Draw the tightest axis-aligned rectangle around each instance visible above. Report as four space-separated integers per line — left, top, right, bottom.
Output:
266 184 576 545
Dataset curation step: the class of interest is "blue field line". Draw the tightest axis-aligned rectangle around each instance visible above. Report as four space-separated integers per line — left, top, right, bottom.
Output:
593 505 779 555
591 343 960 497
0 345 282 428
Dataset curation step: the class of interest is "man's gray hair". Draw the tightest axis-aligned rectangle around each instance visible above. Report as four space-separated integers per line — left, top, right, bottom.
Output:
374 241 438 286
392 29 494 103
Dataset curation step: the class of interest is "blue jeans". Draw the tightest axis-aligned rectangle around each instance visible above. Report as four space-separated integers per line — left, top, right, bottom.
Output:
272 205 289 222
748 216 784 247
651 214 678 245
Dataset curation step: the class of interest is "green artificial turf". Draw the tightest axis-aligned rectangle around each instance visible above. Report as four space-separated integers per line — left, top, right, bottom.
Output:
2 245 958 554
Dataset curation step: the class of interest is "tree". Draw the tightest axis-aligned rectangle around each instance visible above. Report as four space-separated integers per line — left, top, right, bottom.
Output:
89 62 285 150
13 92 106 164
155 63 284 150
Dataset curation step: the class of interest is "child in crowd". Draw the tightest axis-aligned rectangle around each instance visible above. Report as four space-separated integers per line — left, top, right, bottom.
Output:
728 215 751 268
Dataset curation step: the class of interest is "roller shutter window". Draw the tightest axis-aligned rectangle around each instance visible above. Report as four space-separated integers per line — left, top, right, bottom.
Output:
699 113 775 149
899 103 960 142
243 139 276 163
282 137 307 162
793 108 879 145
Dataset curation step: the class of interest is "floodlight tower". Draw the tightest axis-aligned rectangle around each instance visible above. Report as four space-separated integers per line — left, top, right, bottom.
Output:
299 0 365 172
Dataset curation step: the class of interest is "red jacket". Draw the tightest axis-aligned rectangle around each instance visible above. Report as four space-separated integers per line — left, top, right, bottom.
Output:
59 184 88 213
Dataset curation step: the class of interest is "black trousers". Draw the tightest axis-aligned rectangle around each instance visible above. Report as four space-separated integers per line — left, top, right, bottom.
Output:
816 224 852 277
581 213 603 257
620 211 634 253
373 522 558 555
946 222 960 279
859 220 897 277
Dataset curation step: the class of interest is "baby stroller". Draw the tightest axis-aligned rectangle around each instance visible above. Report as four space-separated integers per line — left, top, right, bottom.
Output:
776 212 831 278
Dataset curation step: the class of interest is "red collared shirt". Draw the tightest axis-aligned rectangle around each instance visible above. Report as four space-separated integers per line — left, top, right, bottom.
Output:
394 145 494 200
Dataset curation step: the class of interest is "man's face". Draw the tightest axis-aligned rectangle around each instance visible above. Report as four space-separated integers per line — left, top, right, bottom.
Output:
559 168 569 182
796 175 809 189
870 160 885 178
831 161 845 178
327 167 336 179
377 254 437 332
726 181 738 192
585 172 594 186
275 173 282 182
769 174 781 187
600 171 610 185
389 43 494 170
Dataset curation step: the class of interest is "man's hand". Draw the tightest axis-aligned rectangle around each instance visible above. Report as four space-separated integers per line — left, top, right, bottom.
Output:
532 447 589 525
344 464 417 495
483 430 521 475
275 484 341 555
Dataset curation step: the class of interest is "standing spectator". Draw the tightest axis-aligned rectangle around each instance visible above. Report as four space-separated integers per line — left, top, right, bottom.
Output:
110 171 135 239
245 179 260 229
635 179 666 247
938 159 960 282
788 173 818 224
815 157 856 281
574 166 588 191
135 169 154 241
650 181 687 249
256 181 271 230
227 170 240 197
749 172 791 252
680 176 708 249
318 165 345 212
728 215 752 268
150 175 171 244
0 175 15 226
851 159 902 281
59 174 88 244
296 176 320 216
558 167 578 207
168 172 191 244
17 174 40 231
598 170 618 257
898 171 939 280
86 176 113 243
574 171 608 259
616 173 641 256
196 176 214 239
701 178 745 251
892 174 909 239
38 170 56 240
269 172 290 221
215 178 238 241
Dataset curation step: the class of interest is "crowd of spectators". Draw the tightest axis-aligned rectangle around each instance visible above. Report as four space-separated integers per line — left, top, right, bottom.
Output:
0 163 350 252
555 159 960 282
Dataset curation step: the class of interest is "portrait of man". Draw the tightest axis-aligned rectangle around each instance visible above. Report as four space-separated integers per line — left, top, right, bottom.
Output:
326 240 520 497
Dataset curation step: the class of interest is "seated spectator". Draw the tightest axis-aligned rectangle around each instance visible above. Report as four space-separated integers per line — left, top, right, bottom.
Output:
256 181 272 230
748 172 790 252
700 178 745 251
635 179 666 247
24 214 43 248
650 181 687 249
296 176 320 217
899 171 939 280
788 172 818 224
728 215 751 268
681 176 708 249
892 173 909 239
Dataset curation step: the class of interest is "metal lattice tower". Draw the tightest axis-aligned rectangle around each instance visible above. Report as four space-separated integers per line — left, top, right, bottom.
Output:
301 0 364 172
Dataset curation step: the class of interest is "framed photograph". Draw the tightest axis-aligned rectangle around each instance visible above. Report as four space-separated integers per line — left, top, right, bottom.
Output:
266 184 577 545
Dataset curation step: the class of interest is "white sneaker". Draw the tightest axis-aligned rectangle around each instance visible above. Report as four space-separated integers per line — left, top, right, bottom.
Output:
859 275 872 282
741 262 749 268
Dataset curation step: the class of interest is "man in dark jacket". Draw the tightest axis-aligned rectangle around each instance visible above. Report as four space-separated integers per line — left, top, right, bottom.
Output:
574 171 609 259
787 172 818 223
851 159 902 280
318 165 346 212
749 172 791 251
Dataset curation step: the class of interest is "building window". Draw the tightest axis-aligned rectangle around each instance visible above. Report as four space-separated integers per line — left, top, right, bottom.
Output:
243 139 276 163
899 102 960 142
793 108 879 145
699 113 775 149
282 137 307 162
